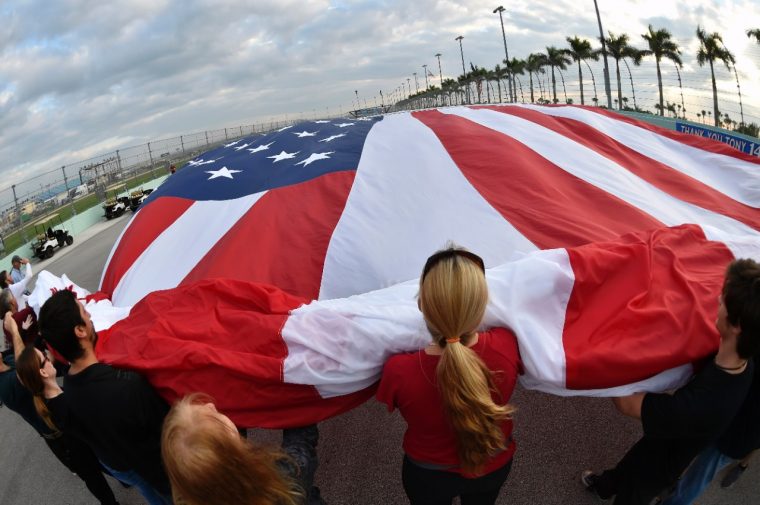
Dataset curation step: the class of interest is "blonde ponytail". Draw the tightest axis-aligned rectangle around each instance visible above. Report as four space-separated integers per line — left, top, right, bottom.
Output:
420 248 514 474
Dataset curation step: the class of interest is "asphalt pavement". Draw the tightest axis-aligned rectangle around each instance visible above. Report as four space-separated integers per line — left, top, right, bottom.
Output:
0 212 757 504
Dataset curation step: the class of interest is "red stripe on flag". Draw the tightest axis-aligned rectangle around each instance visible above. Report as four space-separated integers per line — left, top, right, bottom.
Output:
98 278 373 428
412 109 664 249
181 170 356 300
100 197 194 296
478 105 760 233
563 224 734 389
575 105 760 164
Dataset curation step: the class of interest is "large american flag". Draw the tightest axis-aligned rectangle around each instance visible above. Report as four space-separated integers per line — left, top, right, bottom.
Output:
89 105 760 427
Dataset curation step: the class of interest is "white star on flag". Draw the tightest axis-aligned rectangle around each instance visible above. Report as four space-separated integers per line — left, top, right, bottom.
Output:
206 166 241 180
295 152 335 167
224 140 241 148
277 125 293 132
319 134 346 143
188 157 222 166
234 143 250 151
335 123 354 128
248 142 274 154
293 131 317 138
267 151 299 163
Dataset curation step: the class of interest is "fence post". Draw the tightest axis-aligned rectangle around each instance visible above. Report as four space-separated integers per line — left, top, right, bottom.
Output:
147 141 157 180
61 166 76 217
12 184 27 243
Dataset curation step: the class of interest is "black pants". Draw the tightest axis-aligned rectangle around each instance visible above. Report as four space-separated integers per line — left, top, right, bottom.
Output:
594 438 673 505
45 435 118 505
282 425 325 505
402 456 512 505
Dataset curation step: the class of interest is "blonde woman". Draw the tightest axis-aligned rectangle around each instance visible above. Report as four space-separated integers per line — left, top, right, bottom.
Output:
377 247 520 505
162 393 325 505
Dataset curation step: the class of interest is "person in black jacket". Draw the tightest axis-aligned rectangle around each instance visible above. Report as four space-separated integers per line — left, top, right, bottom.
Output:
582 258 760 505
660 357 760 504
39 290 172 505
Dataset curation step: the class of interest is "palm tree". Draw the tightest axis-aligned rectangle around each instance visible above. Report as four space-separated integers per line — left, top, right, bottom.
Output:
441 78 458 106
748 29 760 44
493 64 507 102
525 53 548 103
545 46 571 104
641 25 682 117
467 64 489 103
604 32 641 110
506 58 526 103
564 36 599 105
696 26 735 127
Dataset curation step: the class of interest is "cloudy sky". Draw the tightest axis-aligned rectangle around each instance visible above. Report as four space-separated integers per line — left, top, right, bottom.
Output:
1 0 759 194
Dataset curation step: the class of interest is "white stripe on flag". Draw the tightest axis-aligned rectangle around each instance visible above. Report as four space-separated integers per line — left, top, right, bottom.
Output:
319 112 538 300
287 245 695 399
99 212 140 290
442 107 760 238
518 104 760 206
112 192 266 306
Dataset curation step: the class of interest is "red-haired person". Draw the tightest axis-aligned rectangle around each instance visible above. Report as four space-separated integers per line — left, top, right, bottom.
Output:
162 393 325 505
377 247 520 505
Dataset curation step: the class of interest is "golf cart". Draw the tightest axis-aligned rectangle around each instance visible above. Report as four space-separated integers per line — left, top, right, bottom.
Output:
30 214 74 260
103 195 130 219
129 187 154 212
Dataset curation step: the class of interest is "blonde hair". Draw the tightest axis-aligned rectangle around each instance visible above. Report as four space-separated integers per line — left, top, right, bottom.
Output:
16 346 59 432
419 248 514 474
161 394 302 505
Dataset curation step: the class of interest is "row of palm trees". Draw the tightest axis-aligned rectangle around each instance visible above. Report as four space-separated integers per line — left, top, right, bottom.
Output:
400 26 759 131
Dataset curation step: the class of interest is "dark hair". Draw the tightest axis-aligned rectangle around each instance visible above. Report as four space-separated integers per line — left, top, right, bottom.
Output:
723 259 760 359
16 346 59 432
0 271 8 289
39 290 86 362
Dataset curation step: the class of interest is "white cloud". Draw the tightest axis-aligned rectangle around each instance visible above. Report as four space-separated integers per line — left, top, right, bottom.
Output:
0 0 757 199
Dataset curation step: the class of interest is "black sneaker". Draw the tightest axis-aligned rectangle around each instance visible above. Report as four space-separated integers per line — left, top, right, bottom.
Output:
720 463 748 488
581 470 608 500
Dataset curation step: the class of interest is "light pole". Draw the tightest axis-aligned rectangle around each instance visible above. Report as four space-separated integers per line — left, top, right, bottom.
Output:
422 64 430 90
493 6 514 103
406 78 411 98
355 90 360 110
593 0 613 108
435 53 444 105
413 73 419 94
380 90 384 107
455 35 469 104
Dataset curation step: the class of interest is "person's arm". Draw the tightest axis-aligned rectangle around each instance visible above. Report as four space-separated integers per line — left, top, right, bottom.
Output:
612 393 646 420
4 311 24 361
21 261 31 280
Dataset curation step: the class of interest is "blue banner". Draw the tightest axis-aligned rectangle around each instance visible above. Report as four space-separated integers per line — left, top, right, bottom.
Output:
675 122 760 157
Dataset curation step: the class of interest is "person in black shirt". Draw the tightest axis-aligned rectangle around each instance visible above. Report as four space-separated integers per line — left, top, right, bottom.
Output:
39 289 172 505
1 312 118 505
660 360 760 504
581 258 760 505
